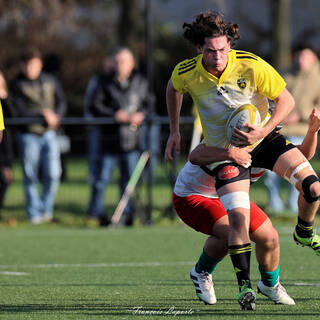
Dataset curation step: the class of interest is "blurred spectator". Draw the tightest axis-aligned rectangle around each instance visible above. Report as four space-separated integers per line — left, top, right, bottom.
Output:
10 46 67 224
86 47 151 226
85 55 114 186
43 52 70 182
0 71 13 214
264 44 320 214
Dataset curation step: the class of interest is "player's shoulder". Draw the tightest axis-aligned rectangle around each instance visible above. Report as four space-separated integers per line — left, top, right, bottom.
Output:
232 49 265 63
173 55 200 77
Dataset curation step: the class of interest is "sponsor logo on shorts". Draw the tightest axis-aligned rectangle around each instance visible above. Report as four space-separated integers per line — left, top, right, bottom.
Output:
218 166 239 180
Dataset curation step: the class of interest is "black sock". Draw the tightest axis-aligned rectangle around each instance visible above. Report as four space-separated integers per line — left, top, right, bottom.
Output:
296 217 314 238
228 243 252 290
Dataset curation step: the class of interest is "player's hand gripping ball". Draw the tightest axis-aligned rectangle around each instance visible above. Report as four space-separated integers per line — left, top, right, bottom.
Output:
226 104 261 147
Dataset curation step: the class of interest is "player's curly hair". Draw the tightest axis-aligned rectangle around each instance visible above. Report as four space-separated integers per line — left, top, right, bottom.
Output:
183 11 240 47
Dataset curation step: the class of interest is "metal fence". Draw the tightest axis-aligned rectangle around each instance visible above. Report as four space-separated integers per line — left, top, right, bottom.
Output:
4 116 195 223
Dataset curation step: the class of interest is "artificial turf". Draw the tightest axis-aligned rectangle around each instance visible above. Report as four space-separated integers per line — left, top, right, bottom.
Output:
0 224 319 319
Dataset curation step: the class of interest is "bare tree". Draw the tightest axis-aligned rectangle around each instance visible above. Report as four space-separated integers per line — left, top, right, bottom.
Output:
271 0 291 70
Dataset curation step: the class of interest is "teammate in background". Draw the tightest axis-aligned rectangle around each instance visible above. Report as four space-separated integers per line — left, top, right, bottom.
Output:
164 11 320 309
176 108 320 307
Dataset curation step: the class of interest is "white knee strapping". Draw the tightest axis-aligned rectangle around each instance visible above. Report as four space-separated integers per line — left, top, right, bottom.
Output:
220 192 250 211
284 161 313 186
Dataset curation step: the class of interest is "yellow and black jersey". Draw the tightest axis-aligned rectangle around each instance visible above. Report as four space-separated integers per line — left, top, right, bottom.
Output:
0 101 5 131
171 50 286 148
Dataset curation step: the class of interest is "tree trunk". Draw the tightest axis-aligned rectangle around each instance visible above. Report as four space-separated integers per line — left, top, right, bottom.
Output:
271 0 291 70
118 0 141 48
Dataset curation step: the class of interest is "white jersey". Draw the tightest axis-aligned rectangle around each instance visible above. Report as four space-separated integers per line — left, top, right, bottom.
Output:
174 161 218 198
174 161 265 198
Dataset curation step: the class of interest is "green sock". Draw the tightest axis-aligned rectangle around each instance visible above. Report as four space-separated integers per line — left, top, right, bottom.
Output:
195 249 220 274
259 265 280 287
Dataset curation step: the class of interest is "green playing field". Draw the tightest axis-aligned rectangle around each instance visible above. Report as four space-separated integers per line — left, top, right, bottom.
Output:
0 223 320 319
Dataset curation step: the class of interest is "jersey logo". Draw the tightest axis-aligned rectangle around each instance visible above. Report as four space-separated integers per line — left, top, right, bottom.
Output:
237 78 247 89
217 165 239 180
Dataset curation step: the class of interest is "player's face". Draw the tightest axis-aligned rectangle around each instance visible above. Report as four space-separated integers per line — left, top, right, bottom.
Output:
201 36 231 76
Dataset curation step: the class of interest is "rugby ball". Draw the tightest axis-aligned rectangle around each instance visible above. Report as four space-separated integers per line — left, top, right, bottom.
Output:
226 104 261 147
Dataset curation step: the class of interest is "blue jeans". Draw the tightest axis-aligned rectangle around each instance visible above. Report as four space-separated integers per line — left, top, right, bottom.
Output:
87 126 101 185
88 151 139 217
264 136 304 214
17 131 61 220
140 121 160 178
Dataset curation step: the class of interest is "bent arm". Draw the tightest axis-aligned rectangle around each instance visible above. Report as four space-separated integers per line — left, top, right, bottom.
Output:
189 144 252 168
263 88 295 136
233 88 295 145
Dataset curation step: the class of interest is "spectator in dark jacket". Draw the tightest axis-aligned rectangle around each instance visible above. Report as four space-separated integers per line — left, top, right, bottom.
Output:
10 46 67 224
87 47 151 226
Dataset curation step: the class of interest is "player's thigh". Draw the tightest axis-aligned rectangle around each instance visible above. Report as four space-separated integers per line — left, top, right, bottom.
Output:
214 163 250 195
213 163 251 220
273 148 318 192
172 193 229 236
251 131 295 170
249 205 278 247
249 201 268 234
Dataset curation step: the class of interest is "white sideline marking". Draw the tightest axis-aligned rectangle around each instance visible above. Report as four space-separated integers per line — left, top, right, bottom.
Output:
0 261 194 269
294 282 320 287
0 271 29 275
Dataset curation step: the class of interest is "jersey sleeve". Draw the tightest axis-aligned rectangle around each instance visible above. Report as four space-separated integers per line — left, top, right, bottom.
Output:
255 58 286 100
170 61 189 94
0 101 5 131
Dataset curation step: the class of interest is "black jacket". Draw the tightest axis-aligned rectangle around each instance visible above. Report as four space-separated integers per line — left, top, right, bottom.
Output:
88 70 151 153
10 72 67 134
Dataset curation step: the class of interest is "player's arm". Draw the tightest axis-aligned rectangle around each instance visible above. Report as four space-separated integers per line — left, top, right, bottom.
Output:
297 108 320 160
233 88 295 145
264 88 295 134
189 144 252 168
164 79 184 161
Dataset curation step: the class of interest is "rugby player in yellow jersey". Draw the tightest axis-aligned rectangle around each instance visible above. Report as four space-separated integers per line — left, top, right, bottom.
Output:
0 101 5 142
164 11 320 310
